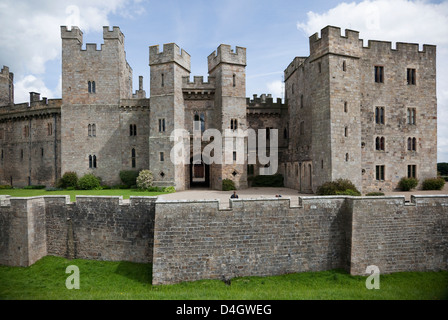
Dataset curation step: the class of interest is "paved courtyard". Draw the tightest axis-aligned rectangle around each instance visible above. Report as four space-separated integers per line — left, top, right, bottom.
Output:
156 184 448 208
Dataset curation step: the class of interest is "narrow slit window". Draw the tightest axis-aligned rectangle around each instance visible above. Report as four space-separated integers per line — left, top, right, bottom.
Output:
343 61 346 72
376 165 385 181
407 68 416 85
233 74 236 87
408 165 417 178
374 66 384 83
131 148 136 168
161 73 164 87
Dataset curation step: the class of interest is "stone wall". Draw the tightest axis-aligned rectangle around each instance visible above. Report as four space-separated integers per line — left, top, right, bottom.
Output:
0 195 156 266
0 195 447 283
152 195 448 285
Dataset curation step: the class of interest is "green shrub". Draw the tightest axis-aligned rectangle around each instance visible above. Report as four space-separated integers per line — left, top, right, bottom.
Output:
422 177 445 190
57 172 78 189
442 176 448 182
317 179 361 196
334 189 361 196
77 174 101 190
222 179 236 191
162 186 176 193
119 170 139 188
0 185 12 189
366 192 385 196
437 163 448 176
398 177 418 191
251 174 284 187
23 185 46 190
136 170 154 190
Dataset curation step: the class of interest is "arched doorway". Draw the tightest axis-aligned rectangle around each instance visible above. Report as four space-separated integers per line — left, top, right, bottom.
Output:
190 157 210 188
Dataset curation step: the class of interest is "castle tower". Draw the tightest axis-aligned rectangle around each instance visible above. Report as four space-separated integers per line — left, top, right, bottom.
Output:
60 26 134 185
149 43 191 190
0 66 14 106
207 45 248 189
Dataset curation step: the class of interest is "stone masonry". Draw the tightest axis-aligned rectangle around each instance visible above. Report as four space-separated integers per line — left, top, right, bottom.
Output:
0 25 438 194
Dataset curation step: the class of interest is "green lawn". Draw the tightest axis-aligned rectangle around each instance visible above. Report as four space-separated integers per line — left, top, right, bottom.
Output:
0 188 169 202
0 256 447 300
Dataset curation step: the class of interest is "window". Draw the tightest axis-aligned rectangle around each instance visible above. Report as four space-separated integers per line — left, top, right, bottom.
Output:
407 108 416 125
130 124 137 136
345 153 349 162
41 148 44 158
266 127 273 140
89 155 97 168
131 148 136 168
21 149 23 160
92 124 96 137
344 126 348 137
158 119 166 132
344 102 348 113
88 81 96 93
408 165 417 178
161 73 164 87
1 149 3 161
376 165 385 181
300 95 304 108
200 113 205 132
233 151 237 161
318 62 322 73
376 137 385 151
374 66 384 83
343 61 346 72
230 119 238 131
375 107 385 124
407 68 416 85
88 124 96 137
159 152 164 162
408 137 417 151
300 121 304 135
283 128 288 139
48 123 53 136
233 74 236 87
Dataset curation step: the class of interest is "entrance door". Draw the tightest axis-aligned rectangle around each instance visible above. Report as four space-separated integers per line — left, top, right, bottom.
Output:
190 159 210 188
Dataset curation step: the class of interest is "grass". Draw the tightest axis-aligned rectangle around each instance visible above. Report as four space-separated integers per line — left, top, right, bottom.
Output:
0 256 447 300
0 188 169 202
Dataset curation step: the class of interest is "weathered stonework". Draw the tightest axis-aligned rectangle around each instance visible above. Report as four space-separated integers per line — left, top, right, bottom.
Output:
1 195 446 284
0 25 437 193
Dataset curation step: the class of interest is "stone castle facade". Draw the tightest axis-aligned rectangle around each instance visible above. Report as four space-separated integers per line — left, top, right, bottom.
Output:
0 26 437 193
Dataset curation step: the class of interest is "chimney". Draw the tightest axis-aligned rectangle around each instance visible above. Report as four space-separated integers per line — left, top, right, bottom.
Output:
29 92 40 105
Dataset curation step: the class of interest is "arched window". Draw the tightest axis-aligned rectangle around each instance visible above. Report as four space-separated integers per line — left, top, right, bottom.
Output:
200 113 205 132
92 81 96 93
131 148 136 168
194 114 200 131
89 155 92 168
230 119 238 131
88 124 92 137
88 81 92 93
92 124 96 137
93 155 97 168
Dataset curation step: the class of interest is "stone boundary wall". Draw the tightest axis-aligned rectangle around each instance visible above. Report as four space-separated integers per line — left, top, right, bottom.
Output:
152 195 448 285
0 195 447 286
0 195 156 267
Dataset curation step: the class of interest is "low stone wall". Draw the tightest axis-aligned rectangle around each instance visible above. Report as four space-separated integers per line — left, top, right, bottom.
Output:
0 194 447 285
0 195 156 267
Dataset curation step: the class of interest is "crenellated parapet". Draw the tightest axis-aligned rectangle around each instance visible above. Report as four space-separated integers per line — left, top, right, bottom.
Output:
207 44 246 73
246 93 286 116
103 26 124 44
284 57 307 81
149 43 191 72
60 26 83 44
309 26 362 60
182 76 216 90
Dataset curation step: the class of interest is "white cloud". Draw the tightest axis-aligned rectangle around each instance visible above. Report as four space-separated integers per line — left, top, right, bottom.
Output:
14 75 55 104
297 0 448 163
0 0 146 101
266 80 284 100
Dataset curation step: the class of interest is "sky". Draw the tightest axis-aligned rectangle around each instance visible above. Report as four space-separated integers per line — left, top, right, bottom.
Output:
1 0 447 162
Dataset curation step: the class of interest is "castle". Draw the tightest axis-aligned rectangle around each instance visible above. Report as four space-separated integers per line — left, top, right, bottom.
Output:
0 26 437 193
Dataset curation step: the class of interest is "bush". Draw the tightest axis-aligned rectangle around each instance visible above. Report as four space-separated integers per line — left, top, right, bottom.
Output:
316 179 361 196
119 170 139 188
366 192 385 196
437 163 448 176
162 186 176 193
57 172 78 189
23 185 46 190
77 174 102 190
422 177 445 190
442 176 448 182
136 170 154 190
334 189 361 196
398 177 418 191
251 174 284 187
222 179 236 191
0 185 12 189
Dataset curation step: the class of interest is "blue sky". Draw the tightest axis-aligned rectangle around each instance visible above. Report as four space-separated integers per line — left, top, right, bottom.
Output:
1 0 447 162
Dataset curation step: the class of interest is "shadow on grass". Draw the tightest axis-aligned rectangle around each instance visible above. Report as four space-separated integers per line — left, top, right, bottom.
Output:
114 261 153 285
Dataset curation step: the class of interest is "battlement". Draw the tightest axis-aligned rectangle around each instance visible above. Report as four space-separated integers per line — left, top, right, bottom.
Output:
149 43 191 72
309 26 362 59
284 57 307 81
103 26 124 44
246 93 285 115
207 44 246 72
362 40 436 55
60 26 83 44
1 66 12 77
182 75 216 90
